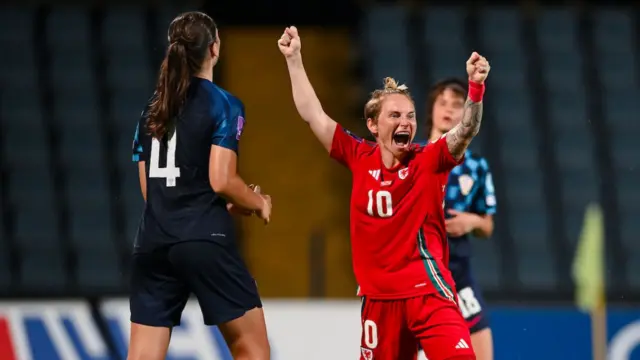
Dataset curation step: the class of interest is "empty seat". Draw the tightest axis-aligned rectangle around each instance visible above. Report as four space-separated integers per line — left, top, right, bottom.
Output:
49 48 96 93
111 91 149 132
592 10 637 91
76 249 122 289
469 241 501 291
46 8 91 47
102 7 147 50
537 9 584 90
19 247 67 290
363 6 412 89
423 7 467 80
479 8 525 91
0 226 12 288
511 211 557 290
1 91 47 170
121 169 145 242
604 89 640 171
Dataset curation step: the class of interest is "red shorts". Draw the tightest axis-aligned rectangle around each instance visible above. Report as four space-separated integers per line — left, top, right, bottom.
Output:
359 294 475 360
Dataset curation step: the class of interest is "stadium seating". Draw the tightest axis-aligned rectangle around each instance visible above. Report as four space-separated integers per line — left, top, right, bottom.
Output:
0 3 638 298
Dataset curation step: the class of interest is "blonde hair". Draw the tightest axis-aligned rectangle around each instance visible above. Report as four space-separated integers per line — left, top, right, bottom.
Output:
364 77 413 120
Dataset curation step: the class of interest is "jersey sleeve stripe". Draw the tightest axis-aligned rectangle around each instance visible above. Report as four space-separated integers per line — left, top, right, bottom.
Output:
417 230 455 302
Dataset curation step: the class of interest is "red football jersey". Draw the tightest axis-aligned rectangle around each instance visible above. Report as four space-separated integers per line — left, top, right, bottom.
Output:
330 125 463 300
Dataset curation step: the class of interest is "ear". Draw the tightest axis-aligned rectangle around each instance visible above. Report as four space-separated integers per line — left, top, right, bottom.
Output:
210 41 219 59
366 118 378 136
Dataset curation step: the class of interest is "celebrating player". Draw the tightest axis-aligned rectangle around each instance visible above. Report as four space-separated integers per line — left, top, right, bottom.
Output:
129 12 271 360
425 78 498 360
278 26 489 360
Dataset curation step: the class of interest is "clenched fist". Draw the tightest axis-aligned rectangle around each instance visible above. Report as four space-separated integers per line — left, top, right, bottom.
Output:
278 26 301 58
466 52 490 84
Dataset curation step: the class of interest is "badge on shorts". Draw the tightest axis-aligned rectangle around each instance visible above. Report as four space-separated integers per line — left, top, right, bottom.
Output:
361 347 374 360
458 174 474 196
236 116 245 140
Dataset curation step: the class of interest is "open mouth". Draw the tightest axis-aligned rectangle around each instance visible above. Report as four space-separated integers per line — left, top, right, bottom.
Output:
392 131 411 147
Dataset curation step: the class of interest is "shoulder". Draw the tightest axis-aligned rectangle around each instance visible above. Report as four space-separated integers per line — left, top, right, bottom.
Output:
464 151 490 172
341 126 377 155
214 85 244 110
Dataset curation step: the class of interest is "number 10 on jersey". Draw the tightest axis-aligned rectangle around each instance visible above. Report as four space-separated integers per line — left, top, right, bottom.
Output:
367 190 393 217
149 131 181 187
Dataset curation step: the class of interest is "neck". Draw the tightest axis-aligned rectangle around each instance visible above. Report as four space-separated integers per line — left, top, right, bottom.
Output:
380 148 403 169
194 67 214 82
430 129 444 142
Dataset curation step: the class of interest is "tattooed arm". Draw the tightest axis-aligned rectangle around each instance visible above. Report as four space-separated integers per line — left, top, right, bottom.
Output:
446 52 490 160
446 98 483 160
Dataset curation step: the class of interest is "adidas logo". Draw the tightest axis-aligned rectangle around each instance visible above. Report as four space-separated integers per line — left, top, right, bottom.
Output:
455 339 470 349
369 169 380 180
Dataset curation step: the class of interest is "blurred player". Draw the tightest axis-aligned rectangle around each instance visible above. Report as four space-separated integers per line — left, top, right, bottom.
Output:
129 12 271 360
278 26 490 360
424 78 497 360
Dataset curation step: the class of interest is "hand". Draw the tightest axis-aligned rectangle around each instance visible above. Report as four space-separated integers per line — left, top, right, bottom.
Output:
257 194 272 224
278 26 301 59
466 52 490 84
226 184 261 216
227 203 252 216
445 209 479 237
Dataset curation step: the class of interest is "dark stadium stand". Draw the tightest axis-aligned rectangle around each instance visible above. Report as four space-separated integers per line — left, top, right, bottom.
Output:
0 3 638 301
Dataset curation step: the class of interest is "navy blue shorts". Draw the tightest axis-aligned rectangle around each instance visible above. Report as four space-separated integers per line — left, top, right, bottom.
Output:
129 240 262 327
450 260 490 334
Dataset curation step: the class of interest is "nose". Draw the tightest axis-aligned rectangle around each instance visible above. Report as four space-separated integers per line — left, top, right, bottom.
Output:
399 118 411 128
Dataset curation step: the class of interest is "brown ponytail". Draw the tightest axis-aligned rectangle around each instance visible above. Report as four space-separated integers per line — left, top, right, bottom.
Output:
146 11 218 139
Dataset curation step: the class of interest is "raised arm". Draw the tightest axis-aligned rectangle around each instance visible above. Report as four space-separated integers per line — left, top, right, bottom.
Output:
446 52 490 160
278 26 337 152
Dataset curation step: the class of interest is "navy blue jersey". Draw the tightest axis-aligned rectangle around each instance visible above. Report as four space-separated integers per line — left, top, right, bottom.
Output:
445 150 497 260
131 77 246 252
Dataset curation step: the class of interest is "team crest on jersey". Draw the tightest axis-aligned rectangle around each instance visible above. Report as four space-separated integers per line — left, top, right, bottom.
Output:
458 174 474 195
398 167 409 180
236 116 245 140
361 347 374 360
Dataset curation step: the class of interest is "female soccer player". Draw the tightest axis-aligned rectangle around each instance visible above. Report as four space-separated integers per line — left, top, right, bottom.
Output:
278 26 490 360
425 78 497 360
129 12 272 360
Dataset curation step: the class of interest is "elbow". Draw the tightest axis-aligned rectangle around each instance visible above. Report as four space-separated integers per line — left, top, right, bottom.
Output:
210 175 230 194
473 216 494 238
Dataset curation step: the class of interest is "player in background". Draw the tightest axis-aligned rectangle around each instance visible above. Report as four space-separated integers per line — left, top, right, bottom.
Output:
278 26 490 360
425 78 497 360
129 12 271 360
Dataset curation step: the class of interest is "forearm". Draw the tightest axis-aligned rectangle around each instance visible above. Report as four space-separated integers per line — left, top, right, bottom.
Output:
446 98 483 160
216 175 263 211
471 214 494 238
286 55 326 124
285 55 337 151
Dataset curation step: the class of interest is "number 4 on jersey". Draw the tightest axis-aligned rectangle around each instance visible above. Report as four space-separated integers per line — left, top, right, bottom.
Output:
149 130 181 187
367 190 393 217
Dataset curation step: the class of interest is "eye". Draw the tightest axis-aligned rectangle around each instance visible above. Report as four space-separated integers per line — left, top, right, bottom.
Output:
389 111 401 118
407 112 415 119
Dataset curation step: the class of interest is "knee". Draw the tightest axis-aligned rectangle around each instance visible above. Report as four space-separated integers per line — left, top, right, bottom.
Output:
127 350 166 360
229 337 271 360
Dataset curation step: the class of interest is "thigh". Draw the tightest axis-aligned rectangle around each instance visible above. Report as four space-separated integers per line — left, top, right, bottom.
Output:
408 294 475 360
129 249 190 327
360 297 417 360
455 273 490 334
168 241 262 326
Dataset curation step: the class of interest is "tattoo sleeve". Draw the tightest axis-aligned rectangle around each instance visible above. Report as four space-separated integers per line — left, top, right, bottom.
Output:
446 98 483 159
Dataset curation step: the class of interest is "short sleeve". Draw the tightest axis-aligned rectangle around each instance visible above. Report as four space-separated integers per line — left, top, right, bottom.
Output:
330 125 367 168
471 158 497 215
211 103 244 153
132 115 148 162
423 135 464 173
